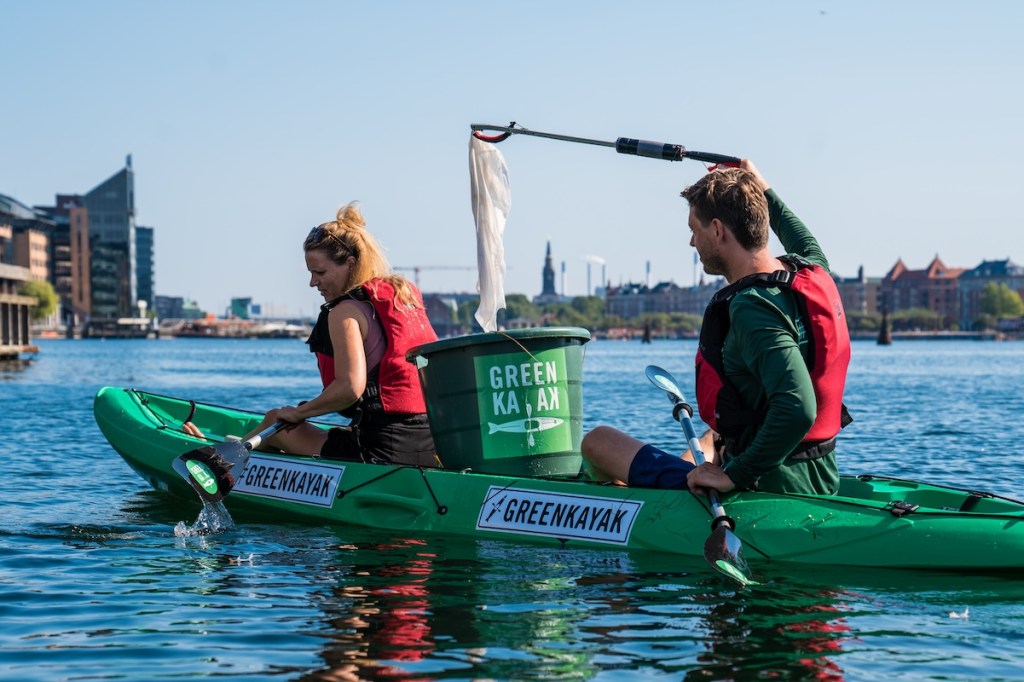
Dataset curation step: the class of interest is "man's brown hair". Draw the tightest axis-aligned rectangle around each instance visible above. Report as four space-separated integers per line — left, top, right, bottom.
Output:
680 169 769 250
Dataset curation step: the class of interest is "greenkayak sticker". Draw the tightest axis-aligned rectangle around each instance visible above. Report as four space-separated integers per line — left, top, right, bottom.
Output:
474 348 571 459
185 459 218 495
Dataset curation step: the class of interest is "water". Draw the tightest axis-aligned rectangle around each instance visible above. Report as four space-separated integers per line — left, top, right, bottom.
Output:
3 337 1024 680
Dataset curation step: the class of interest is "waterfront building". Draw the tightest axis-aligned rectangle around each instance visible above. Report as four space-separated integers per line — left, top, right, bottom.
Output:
155 295 205 321
154 295 182 320
13 223 50 282
832 265 881 316
605 281 649 319
0 262 35 358
604 278 722 320
136 226 155 313
880 256 965 328
606 265 884 326
230 297 254 319
422 294 464 338
34 157 147 329
82 156 137 319
0 193 53 281
0 229 8 264
958 259 1024 330
37 195 93 329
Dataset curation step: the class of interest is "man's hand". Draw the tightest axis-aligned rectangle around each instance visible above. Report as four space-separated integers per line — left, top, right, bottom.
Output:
687 462 736 495
740 159 770 192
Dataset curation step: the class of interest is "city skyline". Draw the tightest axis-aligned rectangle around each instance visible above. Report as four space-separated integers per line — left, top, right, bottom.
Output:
4 156 1018 324
3 2 1022 317
5 165 1020 315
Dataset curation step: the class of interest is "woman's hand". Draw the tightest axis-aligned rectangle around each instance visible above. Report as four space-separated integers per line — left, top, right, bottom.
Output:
265 406 306 428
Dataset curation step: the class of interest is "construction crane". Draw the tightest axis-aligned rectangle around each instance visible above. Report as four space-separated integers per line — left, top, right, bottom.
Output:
394 265 476 289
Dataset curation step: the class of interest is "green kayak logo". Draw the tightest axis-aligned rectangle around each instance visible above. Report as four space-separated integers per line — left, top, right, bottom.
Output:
474 348 572 459
185 459 219 494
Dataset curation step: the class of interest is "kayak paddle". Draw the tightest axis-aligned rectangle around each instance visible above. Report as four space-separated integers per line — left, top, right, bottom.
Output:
645 365 755 586
172 422 285 504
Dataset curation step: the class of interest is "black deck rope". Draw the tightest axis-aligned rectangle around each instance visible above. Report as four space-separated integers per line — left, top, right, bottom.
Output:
417 468 447 515
335 465 448 516
132 389 215 439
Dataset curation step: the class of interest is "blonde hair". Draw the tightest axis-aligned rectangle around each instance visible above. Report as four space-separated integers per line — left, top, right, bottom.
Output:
303 202 421 308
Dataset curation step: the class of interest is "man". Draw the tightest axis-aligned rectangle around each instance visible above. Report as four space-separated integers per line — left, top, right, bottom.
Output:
582 160 850 496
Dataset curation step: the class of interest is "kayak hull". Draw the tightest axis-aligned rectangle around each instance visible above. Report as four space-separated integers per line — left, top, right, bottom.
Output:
94 386 1024 570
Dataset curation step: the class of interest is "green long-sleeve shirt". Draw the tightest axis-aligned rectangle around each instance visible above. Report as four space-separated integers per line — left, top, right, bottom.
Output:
717 189 841 495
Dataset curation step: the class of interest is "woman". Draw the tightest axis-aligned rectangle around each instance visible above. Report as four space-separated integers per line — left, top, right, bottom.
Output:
187 202 439 466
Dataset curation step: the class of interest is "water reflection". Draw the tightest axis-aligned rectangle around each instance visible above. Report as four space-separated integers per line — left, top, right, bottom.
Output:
0 358 34 376
686 582 851 680
306 538 441 679
107 488 1024 680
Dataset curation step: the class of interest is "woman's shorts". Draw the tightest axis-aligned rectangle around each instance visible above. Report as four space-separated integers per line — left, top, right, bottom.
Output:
322 413 439 467
627 443 696 489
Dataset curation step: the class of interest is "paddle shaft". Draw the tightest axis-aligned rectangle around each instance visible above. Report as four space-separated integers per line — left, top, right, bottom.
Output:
470 123 741 165
673 402 732 529
245 421 286 452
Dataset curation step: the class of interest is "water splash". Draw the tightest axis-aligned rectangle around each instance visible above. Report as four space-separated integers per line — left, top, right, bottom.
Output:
173 500 236 537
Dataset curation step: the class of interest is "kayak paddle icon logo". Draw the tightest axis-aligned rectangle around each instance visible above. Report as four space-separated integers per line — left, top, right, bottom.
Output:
474 348 572 458
185 459 219 495
487 402 564 447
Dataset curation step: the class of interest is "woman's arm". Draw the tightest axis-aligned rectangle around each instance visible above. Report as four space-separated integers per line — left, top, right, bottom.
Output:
278 301 368 422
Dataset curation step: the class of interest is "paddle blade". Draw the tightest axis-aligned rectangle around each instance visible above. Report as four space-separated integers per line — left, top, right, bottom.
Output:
703 525 758 586
172 441 250 504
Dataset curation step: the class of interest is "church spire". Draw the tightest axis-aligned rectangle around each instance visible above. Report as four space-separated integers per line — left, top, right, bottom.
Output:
541 241 557 296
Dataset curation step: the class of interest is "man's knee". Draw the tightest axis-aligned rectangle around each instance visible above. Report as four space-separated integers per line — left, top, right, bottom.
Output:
582 425 618 458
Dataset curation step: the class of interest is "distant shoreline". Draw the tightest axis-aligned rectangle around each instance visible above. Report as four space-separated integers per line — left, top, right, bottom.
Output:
849 330 1010 341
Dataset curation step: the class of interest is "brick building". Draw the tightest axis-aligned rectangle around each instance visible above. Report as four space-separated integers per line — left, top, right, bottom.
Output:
880 256 965 327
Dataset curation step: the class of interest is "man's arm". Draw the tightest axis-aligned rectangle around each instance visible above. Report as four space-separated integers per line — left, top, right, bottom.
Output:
739 159 829 271
766 190 829 271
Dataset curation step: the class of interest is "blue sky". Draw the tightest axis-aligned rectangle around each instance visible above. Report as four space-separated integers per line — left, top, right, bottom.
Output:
3 1 1021 317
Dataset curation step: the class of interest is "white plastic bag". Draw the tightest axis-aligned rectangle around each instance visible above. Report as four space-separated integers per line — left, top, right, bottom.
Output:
469 136 511 332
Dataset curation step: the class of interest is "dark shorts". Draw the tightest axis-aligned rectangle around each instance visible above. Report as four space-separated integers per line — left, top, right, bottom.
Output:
322 413 439 467
628 443 696 489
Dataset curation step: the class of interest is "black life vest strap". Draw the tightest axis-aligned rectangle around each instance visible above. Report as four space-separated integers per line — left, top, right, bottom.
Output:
787 437 836 462
706 255 809 307
719 403 852 463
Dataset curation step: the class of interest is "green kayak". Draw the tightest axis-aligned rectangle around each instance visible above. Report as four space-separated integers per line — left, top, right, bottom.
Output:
94 385 1024 571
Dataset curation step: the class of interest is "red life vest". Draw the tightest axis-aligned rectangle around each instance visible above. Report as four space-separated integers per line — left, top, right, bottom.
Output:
307 278 437 416
695 255 851 447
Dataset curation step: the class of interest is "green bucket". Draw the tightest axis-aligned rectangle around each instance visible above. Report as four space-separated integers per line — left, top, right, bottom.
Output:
407 327 590 477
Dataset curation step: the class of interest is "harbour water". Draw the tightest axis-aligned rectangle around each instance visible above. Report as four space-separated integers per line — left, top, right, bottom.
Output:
3 337 1024 680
